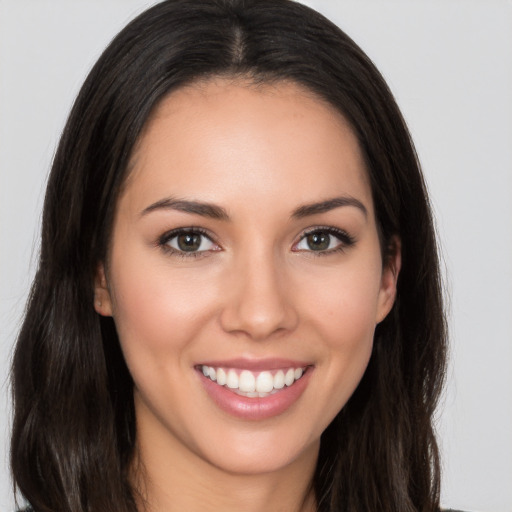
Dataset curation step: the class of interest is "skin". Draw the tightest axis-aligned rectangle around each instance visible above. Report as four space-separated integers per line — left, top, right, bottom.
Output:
95 79 400 512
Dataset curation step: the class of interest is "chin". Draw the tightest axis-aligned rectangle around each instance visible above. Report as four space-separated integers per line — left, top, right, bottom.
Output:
210 445 317 478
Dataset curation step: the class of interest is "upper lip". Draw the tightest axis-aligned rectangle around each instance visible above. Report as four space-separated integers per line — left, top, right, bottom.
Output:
196 357 311 371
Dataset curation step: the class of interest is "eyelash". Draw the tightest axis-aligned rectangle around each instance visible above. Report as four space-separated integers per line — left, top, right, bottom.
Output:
293 226 356 256
158 227 218 259
157 226 356 258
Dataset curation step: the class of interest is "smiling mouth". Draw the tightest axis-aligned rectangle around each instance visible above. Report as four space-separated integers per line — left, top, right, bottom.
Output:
198 365 307 397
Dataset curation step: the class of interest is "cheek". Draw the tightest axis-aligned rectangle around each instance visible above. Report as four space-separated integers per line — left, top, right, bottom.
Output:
296 253 382 402
108 245 218 364
301 258 383 343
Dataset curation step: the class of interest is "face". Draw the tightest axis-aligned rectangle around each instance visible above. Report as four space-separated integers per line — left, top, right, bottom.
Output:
95 79 399 477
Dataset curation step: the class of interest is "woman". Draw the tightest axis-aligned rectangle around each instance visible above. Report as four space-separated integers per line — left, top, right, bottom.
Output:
11 1 450 511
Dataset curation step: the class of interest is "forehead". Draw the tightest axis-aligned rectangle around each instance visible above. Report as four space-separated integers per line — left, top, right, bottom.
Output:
122 78 373 218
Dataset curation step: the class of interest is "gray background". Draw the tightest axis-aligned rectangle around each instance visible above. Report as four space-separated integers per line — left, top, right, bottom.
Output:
1 1 511 511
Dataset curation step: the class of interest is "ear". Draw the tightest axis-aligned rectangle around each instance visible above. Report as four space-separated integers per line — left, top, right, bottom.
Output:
376 237 401 324
94 263 113 316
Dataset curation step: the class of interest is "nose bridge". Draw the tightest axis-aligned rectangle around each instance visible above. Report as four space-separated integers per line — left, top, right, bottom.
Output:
220 243 297 340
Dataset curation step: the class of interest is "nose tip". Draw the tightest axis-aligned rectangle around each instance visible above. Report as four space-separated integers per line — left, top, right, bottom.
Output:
219 261 298 341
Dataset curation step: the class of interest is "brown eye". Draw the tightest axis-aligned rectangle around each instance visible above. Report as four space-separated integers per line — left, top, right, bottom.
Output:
176 233 202 252
163 229 217 254
305 232 330 251
294 227 355 254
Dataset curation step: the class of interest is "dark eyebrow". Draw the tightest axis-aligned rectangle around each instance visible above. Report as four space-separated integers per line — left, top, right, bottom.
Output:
140 197 230 220
141 196 367 221
291 196 368 219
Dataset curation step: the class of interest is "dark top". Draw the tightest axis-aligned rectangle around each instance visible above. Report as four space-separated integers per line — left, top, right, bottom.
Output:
18 507 468 511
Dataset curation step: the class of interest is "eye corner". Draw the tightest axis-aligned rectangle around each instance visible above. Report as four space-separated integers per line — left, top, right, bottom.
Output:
292 226 356 255
157 226 221 258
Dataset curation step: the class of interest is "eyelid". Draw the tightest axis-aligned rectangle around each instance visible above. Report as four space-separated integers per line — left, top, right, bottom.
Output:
156 225 355 258
158 226 221 257
292 225 356 253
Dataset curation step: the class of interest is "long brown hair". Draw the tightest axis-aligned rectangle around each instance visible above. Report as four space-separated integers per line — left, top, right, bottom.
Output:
11 1 447 511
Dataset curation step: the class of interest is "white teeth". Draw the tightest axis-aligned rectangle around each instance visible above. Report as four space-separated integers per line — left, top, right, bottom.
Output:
273 370 285 389
201 365 306 394
256 371 274 393
226 369 239 389
239 370 256 392
216 368 227 386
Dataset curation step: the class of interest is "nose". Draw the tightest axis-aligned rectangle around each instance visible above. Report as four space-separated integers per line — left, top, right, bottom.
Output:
219 249 299 341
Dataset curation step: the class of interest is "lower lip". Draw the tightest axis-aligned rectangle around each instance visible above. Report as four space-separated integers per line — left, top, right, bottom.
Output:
198 368 312 421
